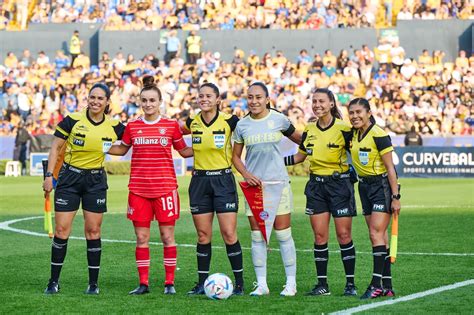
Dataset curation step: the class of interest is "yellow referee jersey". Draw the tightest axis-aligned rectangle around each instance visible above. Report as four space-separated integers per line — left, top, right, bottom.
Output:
299 118 352 175
54 111 125 169
185 111 238 170
350 124 393 176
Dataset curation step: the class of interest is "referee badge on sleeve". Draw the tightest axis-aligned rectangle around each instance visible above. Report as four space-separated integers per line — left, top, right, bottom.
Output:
359 151 369 166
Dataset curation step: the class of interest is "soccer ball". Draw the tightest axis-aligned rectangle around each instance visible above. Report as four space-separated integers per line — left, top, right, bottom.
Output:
204 273 233 300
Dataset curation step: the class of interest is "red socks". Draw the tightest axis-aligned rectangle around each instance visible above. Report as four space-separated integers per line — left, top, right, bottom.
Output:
136 247 150 286
163 246 177 285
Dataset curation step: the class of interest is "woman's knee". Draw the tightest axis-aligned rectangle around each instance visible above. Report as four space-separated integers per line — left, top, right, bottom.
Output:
197 229 212 244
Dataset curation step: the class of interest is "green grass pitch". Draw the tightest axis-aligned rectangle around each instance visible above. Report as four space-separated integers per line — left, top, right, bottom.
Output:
0 176 473 314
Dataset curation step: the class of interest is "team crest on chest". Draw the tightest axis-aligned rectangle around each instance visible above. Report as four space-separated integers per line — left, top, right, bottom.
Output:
214 135 225 149
359 151 369 166
160 137 168 146
159 128 167 135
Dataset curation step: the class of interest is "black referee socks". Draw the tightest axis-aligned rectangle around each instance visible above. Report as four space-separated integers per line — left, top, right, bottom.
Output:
87 239 102 285
226 241 244 286
382 247 393 288
339 240 356 285
197 242 212 285
50 236 68 282
314 243 329 285
371 245 387 287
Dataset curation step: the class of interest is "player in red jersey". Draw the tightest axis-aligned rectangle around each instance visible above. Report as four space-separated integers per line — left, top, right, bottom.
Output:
108 76 192 295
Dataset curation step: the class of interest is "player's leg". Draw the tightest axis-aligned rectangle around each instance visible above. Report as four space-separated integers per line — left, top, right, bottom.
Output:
45 211 77 294
82 210 104 295
381 178 395 296
214 174 244 294
248 215 269 296
188 212 214 294
274 213 297 297
307 212 331 296
188 176 214 295
330 178 357 295
159 222 177 294
360 211 391 299
127 192 153 295
216 212 244 294
45 169 81 294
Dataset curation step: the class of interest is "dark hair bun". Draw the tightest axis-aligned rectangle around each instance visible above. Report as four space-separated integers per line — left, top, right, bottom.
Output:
142 75 155 88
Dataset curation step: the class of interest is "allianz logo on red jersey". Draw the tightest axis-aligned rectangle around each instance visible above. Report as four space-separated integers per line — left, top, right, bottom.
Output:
134 137 169 146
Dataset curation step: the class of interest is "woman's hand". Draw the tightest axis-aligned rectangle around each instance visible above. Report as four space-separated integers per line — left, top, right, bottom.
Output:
391 199 401 216
43 177 53 197
244 172 262 187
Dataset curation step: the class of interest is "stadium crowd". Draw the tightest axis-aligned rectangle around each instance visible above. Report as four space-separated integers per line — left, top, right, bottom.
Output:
1 37 473 138
0 0 472 31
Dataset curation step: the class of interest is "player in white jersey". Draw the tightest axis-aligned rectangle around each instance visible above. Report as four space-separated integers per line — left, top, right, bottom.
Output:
232 82 302 296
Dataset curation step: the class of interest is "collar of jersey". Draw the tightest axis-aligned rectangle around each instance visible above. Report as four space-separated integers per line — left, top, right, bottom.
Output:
142 116 161 125
199 111 219 127
86 110 105 126
248 109 271 122
316 116 335 131
357 123 375 142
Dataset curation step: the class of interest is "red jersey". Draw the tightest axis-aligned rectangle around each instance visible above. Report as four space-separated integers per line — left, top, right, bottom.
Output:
122 117 187 198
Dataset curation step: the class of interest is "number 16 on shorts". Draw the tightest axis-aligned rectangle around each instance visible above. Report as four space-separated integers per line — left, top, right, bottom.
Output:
127 190 180 223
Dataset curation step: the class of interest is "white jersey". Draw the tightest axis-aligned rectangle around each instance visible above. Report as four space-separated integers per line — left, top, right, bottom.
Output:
233 109 295 181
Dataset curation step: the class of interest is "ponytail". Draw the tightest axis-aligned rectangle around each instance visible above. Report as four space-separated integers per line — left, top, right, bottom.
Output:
348 97 375 125
313 88 341 119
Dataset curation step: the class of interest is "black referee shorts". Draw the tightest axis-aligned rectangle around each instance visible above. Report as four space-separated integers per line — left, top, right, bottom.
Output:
189 168 238 215
358 174 392 215
304 173 356 217
54 164 108 213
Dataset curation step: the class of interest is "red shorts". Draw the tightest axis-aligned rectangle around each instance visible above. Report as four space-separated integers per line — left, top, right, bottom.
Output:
127 190 180 224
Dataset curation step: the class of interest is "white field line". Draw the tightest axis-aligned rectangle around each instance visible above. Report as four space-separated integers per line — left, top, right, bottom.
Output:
330 279 474 315
1 216 474 257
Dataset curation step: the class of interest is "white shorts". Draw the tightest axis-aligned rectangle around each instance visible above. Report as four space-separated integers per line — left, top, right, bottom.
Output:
245 182 293 217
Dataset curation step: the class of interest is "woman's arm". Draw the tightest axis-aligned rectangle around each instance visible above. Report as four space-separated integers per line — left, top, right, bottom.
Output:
381 151 401 215
287 130 302 145
232 142 261 186
178 146 193 158
43 137 66 195
284 151 307 166
107 143 130 156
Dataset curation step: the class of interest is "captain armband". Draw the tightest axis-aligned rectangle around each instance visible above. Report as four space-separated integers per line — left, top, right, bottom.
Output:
284 155 295 166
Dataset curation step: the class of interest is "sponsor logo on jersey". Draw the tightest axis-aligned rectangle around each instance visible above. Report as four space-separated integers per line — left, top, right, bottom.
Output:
77 125 89 132
214 135 225 149
160 137 168 146
359 151 369 166
259 210 269 220
102 141 112 152
159 128 167 135
192 136 201 144
205 170 222 176
134 137 159 145
137 130 143 134
306 148 313 155
73 138 85 146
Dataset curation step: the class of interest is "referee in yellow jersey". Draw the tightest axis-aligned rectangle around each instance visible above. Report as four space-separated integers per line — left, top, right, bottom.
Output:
347 98 400 299
284 88 357 296
183 83 244 295
42 83 125 295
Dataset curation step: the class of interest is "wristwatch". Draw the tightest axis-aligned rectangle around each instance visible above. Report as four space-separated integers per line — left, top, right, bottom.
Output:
391 194 401 200
45 171 53 178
